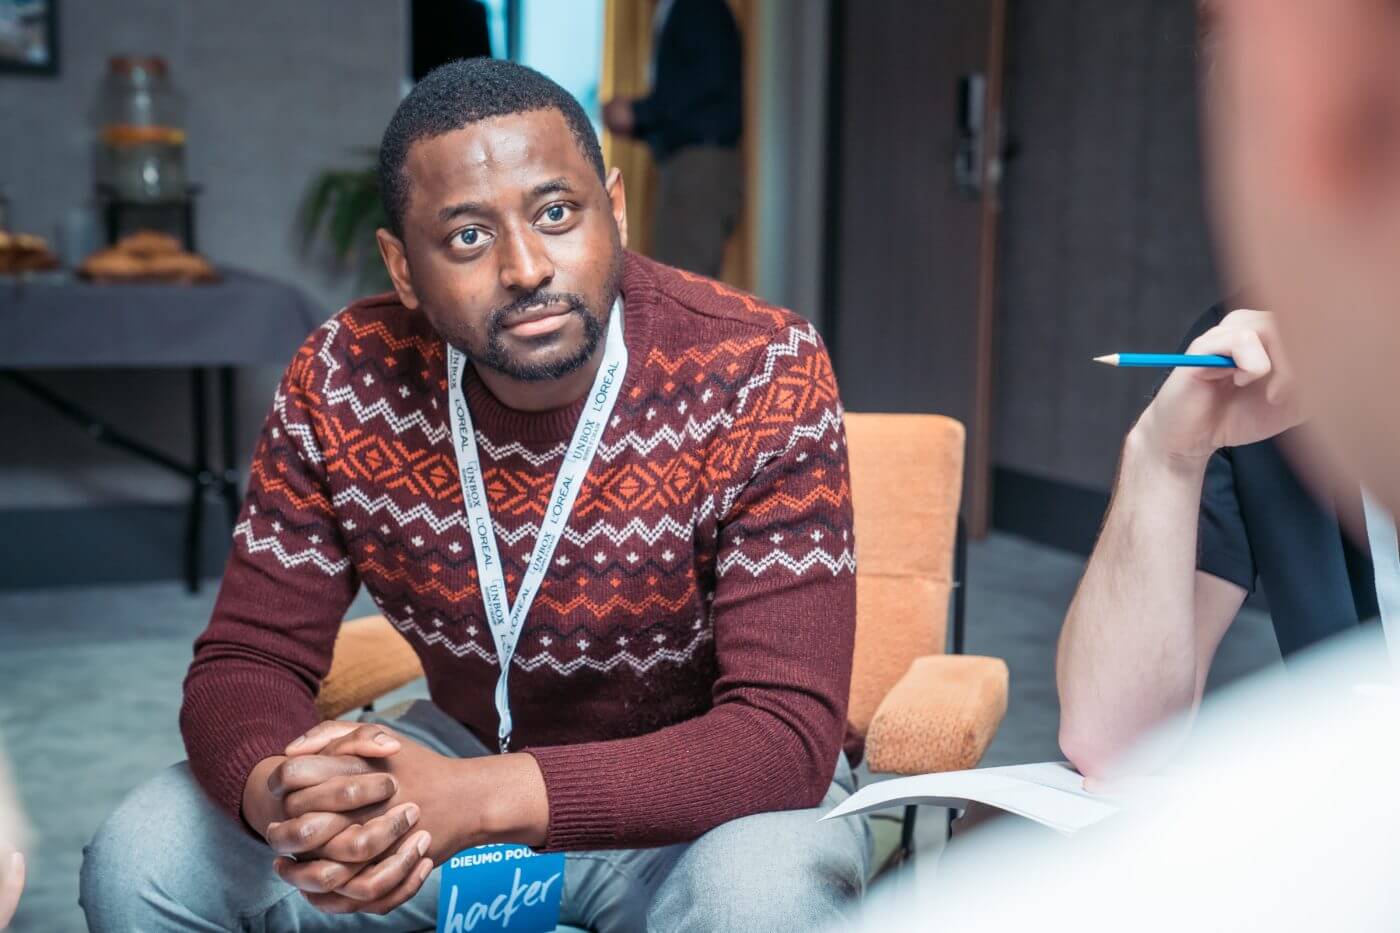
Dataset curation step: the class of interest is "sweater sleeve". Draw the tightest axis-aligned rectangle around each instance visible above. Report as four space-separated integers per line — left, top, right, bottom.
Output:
526 323 856 850
180 326 359 822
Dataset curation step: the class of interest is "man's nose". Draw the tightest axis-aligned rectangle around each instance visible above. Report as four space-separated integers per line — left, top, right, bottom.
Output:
498 227 554 294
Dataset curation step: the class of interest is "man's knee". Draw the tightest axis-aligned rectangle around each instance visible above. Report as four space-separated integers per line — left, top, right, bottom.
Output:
648 807 870 931
81 763 274 931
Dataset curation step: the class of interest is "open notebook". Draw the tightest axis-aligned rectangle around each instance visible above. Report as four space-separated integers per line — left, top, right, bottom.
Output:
822 762 1120 836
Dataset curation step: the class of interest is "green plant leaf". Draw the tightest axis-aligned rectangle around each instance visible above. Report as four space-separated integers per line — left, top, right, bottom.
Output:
298 151 389 292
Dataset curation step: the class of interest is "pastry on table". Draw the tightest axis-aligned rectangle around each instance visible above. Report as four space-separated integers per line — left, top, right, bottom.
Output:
78 228 219 284
143 250 217 282
79 247 151 281
0 231 61 274
117 230 183 259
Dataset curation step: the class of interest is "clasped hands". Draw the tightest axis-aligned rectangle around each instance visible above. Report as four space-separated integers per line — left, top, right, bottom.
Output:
242 721 549 916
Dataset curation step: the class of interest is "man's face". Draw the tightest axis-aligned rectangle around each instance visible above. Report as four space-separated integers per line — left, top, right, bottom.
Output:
380 110 626 382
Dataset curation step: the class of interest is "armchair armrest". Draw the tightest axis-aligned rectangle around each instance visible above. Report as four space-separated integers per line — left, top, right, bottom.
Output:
864 654 1009 776
315 615 425 720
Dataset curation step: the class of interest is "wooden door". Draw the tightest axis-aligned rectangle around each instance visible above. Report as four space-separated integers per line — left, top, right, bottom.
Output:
825 0 1007 535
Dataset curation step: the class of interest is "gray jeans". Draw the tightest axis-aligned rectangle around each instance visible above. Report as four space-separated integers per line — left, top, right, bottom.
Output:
651 145 743 279
80 701 871 932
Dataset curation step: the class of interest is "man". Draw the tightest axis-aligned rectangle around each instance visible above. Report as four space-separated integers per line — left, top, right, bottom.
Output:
81 59 868 931
603 0 743 278
1055 306 1382 779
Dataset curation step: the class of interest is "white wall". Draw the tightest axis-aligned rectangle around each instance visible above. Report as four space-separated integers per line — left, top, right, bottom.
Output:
0 0 407 509
753 0 830 328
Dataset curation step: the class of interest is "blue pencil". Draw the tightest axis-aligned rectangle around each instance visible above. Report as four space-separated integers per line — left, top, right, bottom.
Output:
1093 353 1236 369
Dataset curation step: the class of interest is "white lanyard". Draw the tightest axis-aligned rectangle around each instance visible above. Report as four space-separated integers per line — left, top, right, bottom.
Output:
1361 489 1400 677
445 301 626 752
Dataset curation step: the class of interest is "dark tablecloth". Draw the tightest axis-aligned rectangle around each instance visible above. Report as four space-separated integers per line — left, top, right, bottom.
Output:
0 268 322 369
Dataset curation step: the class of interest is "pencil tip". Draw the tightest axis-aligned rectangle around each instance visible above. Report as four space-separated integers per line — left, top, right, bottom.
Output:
1093 354 1117 366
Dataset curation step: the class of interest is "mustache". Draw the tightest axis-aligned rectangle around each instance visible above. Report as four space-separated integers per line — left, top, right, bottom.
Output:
488 291 590 330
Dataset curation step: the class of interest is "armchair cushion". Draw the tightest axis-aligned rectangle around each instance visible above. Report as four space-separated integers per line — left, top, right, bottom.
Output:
315 615 425 720
864 654 1008 776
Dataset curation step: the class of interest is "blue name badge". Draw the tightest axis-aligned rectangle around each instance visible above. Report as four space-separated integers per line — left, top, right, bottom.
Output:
437 844 565 933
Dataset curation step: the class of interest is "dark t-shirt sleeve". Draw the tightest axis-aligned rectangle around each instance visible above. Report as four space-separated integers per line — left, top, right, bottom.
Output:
1197 448 1257 591
1173 303 1257 591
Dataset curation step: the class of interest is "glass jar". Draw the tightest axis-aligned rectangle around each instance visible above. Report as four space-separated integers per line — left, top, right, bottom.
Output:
94 56 188 203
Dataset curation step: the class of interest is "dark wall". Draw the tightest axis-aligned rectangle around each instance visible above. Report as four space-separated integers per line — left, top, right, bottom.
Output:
993 0 1218 494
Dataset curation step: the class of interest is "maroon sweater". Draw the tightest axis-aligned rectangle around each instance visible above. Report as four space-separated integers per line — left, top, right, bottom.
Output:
181 253 856 850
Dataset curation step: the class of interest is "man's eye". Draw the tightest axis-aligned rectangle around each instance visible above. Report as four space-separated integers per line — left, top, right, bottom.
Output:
542 205 568 224
455 228 487 247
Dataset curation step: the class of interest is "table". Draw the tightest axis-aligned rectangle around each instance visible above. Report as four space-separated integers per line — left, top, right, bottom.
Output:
0 269 320 590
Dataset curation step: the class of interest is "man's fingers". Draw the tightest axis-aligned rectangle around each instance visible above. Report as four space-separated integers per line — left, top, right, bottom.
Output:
314 803 421 864
0 850 24 929
333 830 432 904
1228 330 1272 388
282 772 399 819
316 725 403 761
265 811 356 857
304 856 434 916
268 754 378 799
1187 325 1272 386
273 852 359 896
285 721 361 756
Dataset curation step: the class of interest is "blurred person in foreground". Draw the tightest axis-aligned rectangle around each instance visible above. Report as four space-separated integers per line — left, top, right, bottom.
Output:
81 59 866 931
1057 0 1400 788
843 0 1400 929
1208 0 1400 514
603 0 743 277
0 741 26 930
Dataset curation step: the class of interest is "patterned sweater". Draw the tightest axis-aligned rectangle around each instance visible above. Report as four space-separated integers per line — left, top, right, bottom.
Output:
181 252 856 851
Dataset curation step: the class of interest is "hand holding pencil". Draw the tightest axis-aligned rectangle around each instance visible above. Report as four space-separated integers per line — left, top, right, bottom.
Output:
1118 309 1304 466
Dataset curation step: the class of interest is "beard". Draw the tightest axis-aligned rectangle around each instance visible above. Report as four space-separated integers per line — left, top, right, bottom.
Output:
445 249 622 383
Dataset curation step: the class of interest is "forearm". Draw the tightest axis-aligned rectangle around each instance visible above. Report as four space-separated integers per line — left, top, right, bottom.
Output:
182 656 322 822
525 698 840 851
467 753 549 849
1057 424 1209 775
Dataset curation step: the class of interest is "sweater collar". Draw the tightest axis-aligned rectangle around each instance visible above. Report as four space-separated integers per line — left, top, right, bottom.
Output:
458 251 658 445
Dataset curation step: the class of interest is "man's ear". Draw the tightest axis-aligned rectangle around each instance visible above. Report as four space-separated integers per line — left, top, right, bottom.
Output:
605 167 628 251
376 228 420 309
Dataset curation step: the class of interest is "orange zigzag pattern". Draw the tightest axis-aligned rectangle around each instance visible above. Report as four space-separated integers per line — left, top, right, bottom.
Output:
644 337 773 377
356 559 482 602
745 481 851 517
532 588 697 617
340 316 444 362
249 458 334 515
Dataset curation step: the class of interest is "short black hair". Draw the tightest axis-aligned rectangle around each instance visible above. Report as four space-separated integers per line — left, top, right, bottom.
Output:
378 58 607 236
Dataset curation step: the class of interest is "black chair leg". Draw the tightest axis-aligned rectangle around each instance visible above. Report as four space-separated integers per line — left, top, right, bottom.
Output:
218 366 240 528
184 368 210 592
899 803 919 862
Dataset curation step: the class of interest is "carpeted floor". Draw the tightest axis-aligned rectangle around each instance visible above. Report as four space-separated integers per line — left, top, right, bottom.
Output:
0 533 1280 931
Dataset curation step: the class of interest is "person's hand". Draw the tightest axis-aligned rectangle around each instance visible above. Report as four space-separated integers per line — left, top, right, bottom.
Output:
275 723 549 916
245 722 427 916
603 97 636 136
1132 309 1304 468
242 723 403 845
0 849 23 930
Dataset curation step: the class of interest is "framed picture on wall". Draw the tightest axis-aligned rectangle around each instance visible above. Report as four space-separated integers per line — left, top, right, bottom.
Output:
0 0 58 75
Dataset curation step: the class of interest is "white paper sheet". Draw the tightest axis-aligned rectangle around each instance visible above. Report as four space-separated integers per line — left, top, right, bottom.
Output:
823 761 1119 836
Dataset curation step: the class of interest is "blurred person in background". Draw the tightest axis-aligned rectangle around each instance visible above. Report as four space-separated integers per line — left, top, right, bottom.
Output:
603 0 743 278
